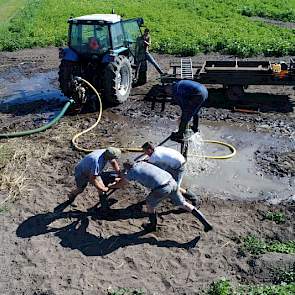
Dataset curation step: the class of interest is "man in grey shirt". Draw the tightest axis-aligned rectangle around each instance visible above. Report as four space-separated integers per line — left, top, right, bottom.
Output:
69 147 121 202
110 161 212 232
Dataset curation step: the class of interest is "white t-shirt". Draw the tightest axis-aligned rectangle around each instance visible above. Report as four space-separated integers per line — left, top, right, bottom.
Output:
148 146 186 171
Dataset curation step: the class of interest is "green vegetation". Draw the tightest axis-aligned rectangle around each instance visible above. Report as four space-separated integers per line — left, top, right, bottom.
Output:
0 0 27 22
0 206 8 214
239 283 295 295
265 211 286 224
207 279 295 295
208 278 233 295
240 0 295 22
243 235 295 255
275 269 295 285
0 0 294 56
107 288 144 295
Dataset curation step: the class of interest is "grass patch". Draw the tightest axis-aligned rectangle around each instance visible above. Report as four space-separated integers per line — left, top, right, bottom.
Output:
265 211 286 224
0 0 294 56
243 235 295 255
0 0 27 22
240 1 295 22
275 269 295 284
107 288 144 295
207 279 295 295
0 140 52 206
0 206 8 214
208 278 233 295
239 283 295 295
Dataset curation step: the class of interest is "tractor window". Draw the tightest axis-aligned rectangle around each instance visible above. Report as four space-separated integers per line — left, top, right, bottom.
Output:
122 20 141 43
70 24 110 54
110 23 124 48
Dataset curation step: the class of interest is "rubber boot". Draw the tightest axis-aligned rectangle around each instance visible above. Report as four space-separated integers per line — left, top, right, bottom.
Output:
192 209 213 232
142 212 158 232
183 190 201 208
99 193 109 210
170 121 187 143
191 114 200 133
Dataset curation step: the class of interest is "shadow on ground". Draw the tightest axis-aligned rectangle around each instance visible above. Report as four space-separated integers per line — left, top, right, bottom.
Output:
16 197 200 256
144 85 294 113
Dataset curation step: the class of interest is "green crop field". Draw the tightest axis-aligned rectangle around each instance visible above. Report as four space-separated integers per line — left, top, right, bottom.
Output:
0 0 27 22
0 0 294 56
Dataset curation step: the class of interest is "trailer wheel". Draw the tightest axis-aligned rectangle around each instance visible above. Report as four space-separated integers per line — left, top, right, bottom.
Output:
226 85 245 101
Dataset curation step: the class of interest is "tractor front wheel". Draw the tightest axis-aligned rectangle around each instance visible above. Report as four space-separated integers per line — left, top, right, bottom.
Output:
103 56 132 104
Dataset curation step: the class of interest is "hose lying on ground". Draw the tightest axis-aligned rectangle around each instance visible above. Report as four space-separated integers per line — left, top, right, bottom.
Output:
0 99 75 138
0 77 236 159
193 140 236 160
71 78 142 153
73 78 237 159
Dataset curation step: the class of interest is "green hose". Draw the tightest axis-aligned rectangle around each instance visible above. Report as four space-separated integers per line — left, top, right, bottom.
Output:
0 99 75 139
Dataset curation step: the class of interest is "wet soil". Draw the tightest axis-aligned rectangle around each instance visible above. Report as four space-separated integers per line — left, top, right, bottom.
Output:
0 47 294 294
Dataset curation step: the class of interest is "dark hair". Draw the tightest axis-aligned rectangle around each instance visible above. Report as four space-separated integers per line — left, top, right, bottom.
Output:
144 28 150 33
141 141 154 150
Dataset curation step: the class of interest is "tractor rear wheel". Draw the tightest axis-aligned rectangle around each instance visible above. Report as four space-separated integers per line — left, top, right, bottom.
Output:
58 60 80 98
103 56 132 104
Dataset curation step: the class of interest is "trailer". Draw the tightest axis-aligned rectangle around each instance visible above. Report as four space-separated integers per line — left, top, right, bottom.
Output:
161 58 295 100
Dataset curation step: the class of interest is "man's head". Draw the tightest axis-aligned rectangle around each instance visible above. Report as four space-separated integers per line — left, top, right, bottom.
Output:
144 28 150 35
123 160 134 171
105 147 121 160
142 141 155 156
163 83 173 96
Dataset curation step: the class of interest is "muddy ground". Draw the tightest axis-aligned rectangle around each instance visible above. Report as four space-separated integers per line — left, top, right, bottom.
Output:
0 48 294 295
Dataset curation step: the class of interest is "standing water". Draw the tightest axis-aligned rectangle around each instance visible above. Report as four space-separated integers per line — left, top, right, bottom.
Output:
186 132 214 175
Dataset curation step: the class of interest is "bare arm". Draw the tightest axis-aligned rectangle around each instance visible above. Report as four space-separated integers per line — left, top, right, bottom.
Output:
110 159 121 174
108 177 129 189
89 175 108 193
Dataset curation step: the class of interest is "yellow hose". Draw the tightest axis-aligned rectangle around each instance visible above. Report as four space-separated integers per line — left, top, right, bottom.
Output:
192 140 236 160
71 78 142 153
72 78 236 159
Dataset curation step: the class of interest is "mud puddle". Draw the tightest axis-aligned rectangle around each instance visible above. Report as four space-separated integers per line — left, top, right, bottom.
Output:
185 123 294 202
104 111 294 203
0 70 67 125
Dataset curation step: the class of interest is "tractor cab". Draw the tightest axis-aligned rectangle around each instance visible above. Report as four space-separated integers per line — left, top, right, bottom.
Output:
67 14 144 61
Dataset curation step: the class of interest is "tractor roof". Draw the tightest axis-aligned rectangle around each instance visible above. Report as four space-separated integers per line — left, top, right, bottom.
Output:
69 14 121 23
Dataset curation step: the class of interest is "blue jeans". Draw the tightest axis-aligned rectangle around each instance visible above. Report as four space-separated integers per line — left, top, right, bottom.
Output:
181 93 207 130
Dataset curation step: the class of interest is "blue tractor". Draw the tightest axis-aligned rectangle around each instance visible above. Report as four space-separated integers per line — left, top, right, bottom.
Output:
59 14 148 105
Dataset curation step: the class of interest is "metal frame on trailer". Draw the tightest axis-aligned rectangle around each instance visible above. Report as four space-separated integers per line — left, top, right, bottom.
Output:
161 58 295 100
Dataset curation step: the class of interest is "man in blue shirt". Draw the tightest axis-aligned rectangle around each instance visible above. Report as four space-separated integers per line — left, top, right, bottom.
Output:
110 160 213 232
69 147 121 202
164 80 208 142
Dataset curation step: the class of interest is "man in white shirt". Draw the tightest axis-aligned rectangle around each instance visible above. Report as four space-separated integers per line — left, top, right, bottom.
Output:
142 142 199 206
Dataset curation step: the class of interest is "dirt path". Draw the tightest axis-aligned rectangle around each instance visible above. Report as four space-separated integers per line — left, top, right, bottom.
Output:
0 48 294 294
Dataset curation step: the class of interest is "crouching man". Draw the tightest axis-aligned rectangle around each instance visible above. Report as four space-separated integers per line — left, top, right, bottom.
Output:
110 161 213 232
69 147 121 201
142 141 199 206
